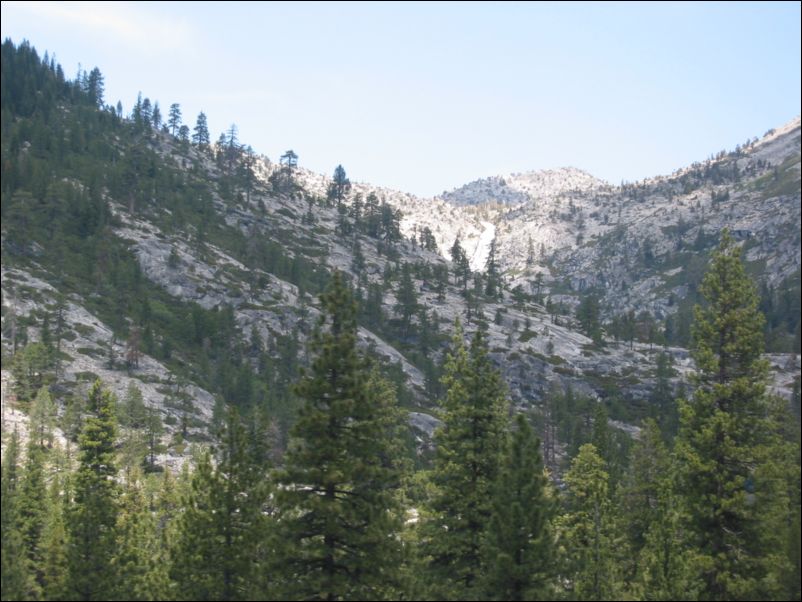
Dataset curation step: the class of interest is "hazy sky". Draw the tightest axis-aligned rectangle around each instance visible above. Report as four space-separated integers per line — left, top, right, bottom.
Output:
2 1 800 196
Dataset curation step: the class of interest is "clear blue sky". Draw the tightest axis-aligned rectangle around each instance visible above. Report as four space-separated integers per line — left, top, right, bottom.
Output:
2 1 800 196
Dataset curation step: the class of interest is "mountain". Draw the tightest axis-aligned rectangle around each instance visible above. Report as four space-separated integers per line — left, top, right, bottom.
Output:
490 118 801 319
440 166 608 207
1 40 799 471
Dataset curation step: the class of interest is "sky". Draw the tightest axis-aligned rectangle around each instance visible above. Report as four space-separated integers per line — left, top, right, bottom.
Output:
2 1 800 197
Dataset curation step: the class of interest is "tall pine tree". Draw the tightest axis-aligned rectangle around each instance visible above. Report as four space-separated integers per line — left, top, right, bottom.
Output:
394 263 419 338
65 380 119 601
113 469 170 601
557 443 619 601
170 407 269 601
676 230 794 600
619 419 698 600
41 476 69 601
421 322 509 599
481 413 552 601
18 434 48 594
1 430 38 600
274 271 407 601
484 237 502 300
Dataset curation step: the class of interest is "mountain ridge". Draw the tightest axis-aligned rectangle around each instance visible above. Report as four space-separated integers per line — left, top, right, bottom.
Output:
1 41 799 473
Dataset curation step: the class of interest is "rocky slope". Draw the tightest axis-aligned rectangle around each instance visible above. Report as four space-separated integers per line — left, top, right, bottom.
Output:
1 47 799 470
295 117 801 323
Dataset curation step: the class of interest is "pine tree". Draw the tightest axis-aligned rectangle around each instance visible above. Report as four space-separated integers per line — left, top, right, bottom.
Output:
65 380 119 601
151 101 162 130
170 408 269 601
85 67 104 107
651 350 678 436
327 164 351 207
419 226 438 252
241 144 256 203
450 236 470 291
351 240 366 283
41 477 69 601
618 420 667 561
618 420 698 599
274 271 407 601
12 342 50 403
167 103 182 136
422 322 509 599
1 430 38 600
113 469 170 601
18 437 48 593
557 443 618 601
140 97 152 128
119 381 147 429
787 438 802 600
178 124 190 143
636 478 699 600
192 111 210 149
590 402 629 490
591 403 610 465
481 413 552 601
676 230 793 600
144 407 163 471
576 292 603 345
29 385 57 448
484 237 502 299
526 235 536 268
395 263 419 337
169 452 218 600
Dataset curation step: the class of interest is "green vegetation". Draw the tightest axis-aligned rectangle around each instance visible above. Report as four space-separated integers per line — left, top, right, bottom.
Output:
1 40 800 602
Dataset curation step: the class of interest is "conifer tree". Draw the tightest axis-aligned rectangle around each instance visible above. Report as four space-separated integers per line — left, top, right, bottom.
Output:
192 111 210 149
557 443 618 601
275 271 406 601
41 477 68 601
65 380 119 601
450 236 470 290
18 437 48 592
140 97 152 127
113 470 170 601
591 403 610 464
419 226 438 252
170 408 269 601
636 477 699 601
144 407 163 471
85 66 104 107
167 102 182 136
618 419 667 561
1 430 38 600
651 350 678 436
422 322 509 599
395 263 419 337
12 342 50 403
327 164 351 207
676 230 794 600
17 387 56 595
484 237 502 299
481 413 552 601
119 382 147 429
351 240 366 283
576 292 603 345
30 385 57 448
178 124 190 143
151 101 162 130
619 420 698 600
169 452 218 600
526 235 536 268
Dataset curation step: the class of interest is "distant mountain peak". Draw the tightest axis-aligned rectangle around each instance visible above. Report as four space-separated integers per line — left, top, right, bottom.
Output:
439 166 608 207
